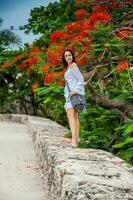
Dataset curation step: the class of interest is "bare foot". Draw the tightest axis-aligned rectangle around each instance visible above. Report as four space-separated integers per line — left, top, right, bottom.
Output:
71 139 78 148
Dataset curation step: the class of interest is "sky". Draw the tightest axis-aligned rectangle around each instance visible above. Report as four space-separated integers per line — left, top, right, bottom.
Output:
0 0 56 49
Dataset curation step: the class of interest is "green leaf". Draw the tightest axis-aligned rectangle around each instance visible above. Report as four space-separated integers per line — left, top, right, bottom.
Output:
117 147 133 165
112 138 133 149
125 124 133 135
43 96 52 104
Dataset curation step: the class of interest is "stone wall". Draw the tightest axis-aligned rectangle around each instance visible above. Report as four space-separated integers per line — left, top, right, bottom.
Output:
0 114 133 200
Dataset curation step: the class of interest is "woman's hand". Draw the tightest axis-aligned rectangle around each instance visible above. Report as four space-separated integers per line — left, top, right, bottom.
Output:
69 91 76 97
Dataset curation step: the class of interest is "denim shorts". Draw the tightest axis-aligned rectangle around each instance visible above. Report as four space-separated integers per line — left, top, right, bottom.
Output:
64 100 73 112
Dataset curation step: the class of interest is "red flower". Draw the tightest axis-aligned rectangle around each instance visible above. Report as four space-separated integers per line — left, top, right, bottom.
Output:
47 48 63 66
116 61 129 72
66 22 81 34
44 73 55 85
30 48 40 56
42 63 51 74
28 57 38 66
89 11 111 25
76 56 87 66
75 9 88 20
13 52 27 62
57 79 65 87
66 20 93 37
50 31 65 44
1 62 13 69
64 46 75 53
80 48 87 55
32 82 39 93
93 5 108 13
17 57 38 73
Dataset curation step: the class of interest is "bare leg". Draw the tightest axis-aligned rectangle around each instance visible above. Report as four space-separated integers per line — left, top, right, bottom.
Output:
67 108 77 140
76 118 80 142
73 111 80 142
67 108 79 148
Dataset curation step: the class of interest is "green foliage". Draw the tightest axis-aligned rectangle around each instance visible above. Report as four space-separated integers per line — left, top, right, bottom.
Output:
77 104 119 151
113 138 133 148
36 84 67 124
112 122 133 165
88 25 131 65
23 0 76 47
125 124 133 136
105 69 133 101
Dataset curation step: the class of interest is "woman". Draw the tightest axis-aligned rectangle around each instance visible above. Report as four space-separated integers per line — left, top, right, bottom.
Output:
62 49 86 148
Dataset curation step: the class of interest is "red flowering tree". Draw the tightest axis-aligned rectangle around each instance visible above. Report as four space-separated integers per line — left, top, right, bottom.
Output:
42 0 133 123
0 46 44 115
1 0 132 120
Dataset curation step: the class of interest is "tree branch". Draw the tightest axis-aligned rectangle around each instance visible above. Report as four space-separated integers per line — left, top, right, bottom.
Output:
85 81 133 120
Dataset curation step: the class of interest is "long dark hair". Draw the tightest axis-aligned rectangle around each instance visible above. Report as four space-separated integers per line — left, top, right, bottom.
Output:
62 49 76 69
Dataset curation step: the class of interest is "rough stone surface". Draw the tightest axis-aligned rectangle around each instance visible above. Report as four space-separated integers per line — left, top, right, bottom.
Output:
0 114 133 200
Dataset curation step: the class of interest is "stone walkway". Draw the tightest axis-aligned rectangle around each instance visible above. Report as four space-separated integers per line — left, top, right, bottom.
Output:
0 114 133 200
0 121 49 200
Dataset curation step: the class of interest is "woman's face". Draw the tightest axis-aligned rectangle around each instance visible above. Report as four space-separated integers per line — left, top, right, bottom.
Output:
64 51 73 65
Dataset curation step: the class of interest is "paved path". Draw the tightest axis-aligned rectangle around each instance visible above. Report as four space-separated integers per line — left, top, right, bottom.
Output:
0 121 49 200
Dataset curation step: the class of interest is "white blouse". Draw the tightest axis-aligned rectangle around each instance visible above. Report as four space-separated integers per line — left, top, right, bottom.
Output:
64 66 85 101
